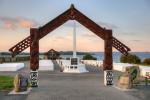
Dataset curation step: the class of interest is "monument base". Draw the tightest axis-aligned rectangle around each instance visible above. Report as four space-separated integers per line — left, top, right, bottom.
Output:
30 70 38 87
9 88 32 95
104 70 113 86
117 75 132 89
63 64 89 73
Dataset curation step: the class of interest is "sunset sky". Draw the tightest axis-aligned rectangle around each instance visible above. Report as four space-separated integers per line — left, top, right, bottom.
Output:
0 0 150 52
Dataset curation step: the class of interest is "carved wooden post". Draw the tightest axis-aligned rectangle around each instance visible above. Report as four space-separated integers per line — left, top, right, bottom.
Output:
30 28 39 87
104 30 113 86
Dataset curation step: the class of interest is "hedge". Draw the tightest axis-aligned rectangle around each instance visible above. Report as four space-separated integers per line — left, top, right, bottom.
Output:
0 56 30 63
120 54 141 64
83 53 97 60
142 58 150 65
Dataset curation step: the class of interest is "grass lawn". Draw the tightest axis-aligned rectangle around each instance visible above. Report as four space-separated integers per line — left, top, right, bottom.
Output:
0 76 14 91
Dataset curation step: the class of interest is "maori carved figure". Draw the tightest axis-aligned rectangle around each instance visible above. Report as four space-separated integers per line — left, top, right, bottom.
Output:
30 71 38 87
103 30 113 70
104 70 113 85
30 28 39 87
103 30 113 86
30 28 39 71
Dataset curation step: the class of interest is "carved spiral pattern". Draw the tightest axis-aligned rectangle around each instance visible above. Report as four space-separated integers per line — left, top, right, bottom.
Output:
30 29 39 71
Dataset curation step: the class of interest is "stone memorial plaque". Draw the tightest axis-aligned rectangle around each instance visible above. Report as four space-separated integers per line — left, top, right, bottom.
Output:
71 58 78 65
14 74 28 92
20 76 28 91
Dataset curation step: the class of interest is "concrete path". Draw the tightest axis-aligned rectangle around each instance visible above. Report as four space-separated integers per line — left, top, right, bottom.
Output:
26 72 140 100
0 61 149 100
25 62 139 100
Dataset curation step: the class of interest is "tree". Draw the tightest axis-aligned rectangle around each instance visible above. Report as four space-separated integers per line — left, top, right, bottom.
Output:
120 54 141 64
143 58 150 65
83 53 97 60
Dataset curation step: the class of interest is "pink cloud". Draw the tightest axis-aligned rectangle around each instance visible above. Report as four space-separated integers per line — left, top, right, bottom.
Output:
4 21 14 29
19 18 37 28
0 16 38 29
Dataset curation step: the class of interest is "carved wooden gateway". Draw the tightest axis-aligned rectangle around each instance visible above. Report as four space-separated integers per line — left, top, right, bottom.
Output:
9 5 130 87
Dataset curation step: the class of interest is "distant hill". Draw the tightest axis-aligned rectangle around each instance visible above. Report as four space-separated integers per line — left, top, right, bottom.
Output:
0 51 93 56
59 51 90 55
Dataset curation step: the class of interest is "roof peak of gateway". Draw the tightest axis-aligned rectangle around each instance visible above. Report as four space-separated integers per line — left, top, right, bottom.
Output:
70 4 75 9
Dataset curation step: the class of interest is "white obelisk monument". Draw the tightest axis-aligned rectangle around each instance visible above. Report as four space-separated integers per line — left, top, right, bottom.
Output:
63 21 88 73
70 20 79 65
73 21 77 58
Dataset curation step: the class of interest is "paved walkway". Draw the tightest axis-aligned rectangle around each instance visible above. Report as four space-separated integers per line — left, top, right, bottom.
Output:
0 61 149 100
26 72 139 100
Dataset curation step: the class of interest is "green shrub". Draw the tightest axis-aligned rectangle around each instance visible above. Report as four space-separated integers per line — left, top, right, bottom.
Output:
83 53 97 60
120 55 127 63
143 58 150 65
120 54 141 64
